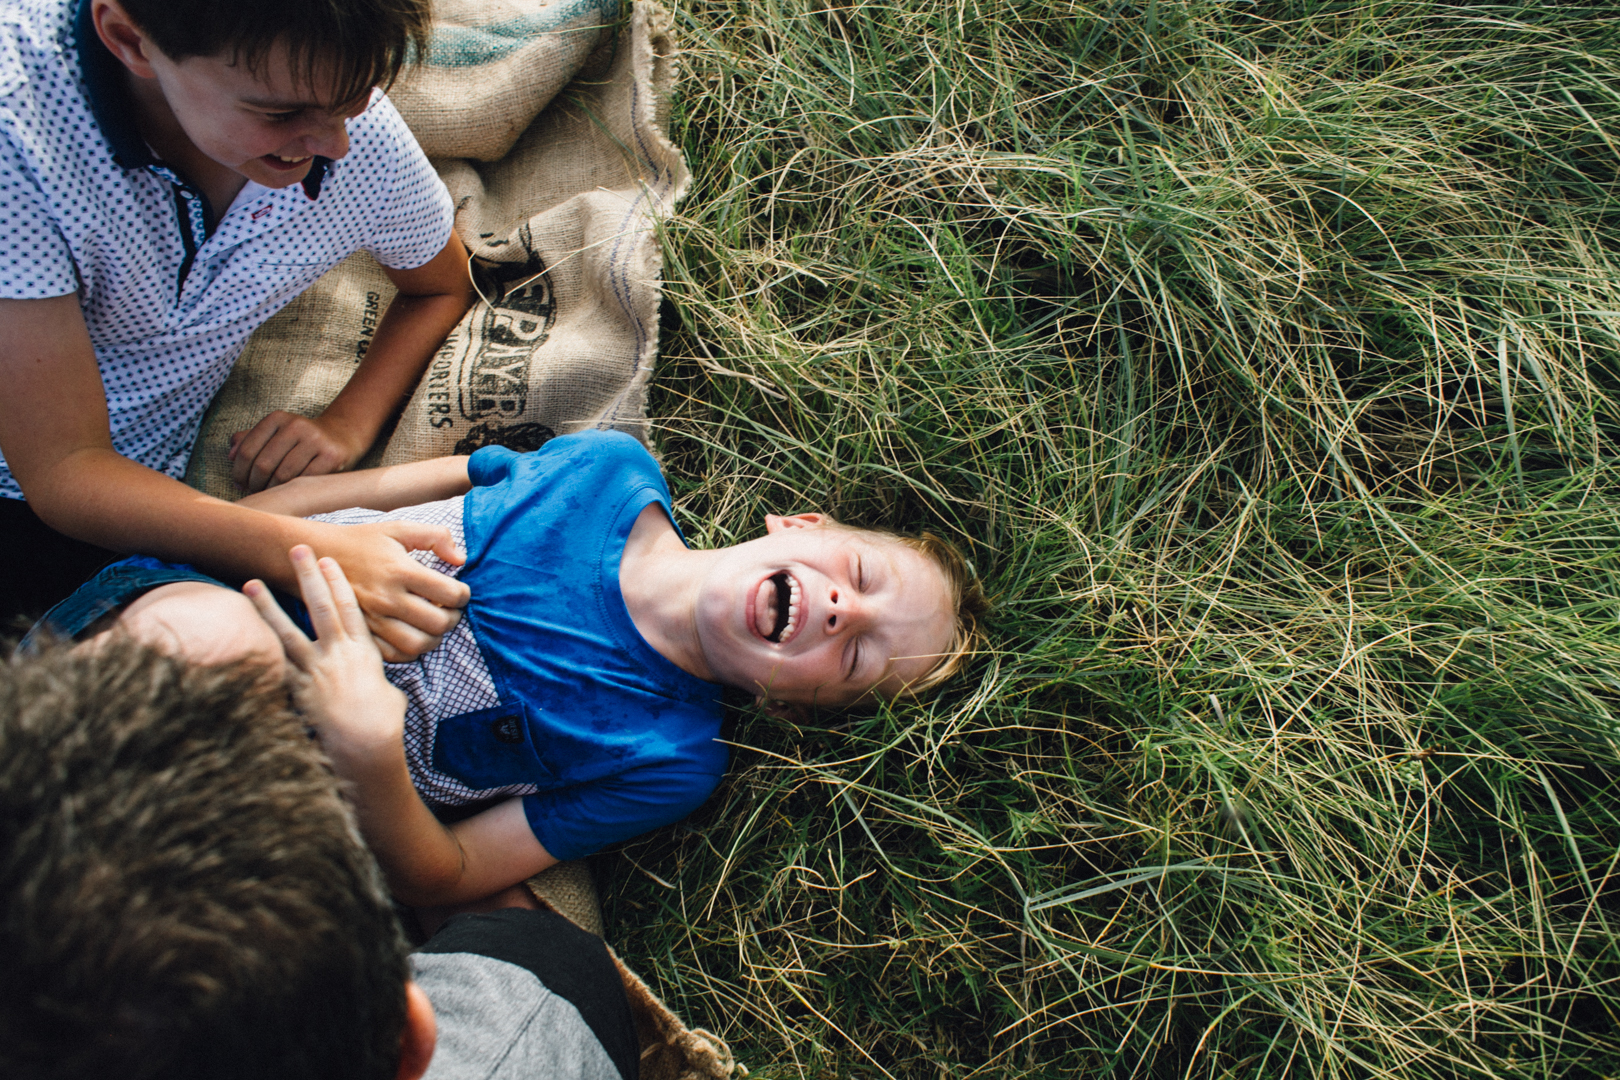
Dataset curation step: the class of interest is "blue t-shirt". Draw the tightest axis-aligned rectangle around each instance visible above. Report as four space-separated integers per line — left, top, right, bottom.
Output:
29 431 722 861
440 432 727 861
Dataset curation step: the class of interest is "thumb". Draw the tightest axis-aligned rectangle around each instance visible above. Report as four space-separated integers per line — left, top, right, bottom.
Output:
382 521 466 566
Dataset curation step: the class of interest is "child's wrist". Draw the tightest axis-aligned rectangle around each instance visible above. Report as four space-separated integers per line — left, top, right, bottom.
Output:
320 719 408 779
311 404 381 465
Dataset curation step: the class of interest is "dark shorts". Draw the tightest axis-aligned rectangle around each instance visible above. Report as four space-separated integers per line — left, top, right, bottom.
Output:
22 555 227 651
22 556 309 652
0 494 120 629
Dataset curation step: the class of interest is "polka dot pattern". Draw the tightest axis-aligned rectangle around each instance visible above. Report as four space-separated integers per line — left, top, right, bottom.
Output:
0 0 455 500
309 497 538 807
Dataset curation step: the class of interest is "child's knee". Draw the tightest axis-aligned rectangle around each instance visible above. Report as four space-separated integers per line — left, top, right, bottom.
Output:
111 582 286 677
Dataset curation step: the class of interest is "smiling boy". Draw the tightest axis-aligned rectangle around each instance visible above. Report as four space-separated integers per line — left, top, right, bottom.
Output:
0 0 475 654
38 431 987 906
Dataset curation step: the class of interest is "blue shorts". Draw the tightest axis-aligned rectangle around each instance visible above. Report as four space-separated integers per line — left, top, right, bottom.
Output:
23 555 309 651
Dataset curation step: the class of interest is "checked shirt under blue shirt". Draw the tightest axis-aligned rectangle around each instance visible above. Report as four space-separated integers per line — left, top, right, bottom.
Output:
312 432 728 863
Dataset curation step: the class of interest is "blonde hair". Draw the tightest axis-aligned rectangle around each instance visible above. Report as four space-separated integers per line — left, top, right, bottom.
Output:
832 522 989 699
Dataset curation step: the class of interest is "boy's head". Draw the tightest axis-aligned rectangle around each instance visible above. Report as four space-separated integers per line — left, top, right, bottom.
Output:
92 0 431 190
695 513 987 713
0 640 426 1080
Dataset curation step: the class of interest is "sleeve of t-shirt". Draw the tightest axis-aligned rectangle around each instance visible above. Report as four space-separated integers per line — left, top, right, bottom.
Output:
522 765 721 862
467 444 523 487
414 909 638 1080
358 94 456 272
0 130 77 298
466 434 669 495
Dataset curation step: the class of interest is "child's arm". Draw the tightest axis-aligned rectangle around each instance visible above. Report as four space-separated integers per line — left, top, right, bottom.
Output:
250 546 560 906
0 295 467 661
238 455 472 517
228 234 476 494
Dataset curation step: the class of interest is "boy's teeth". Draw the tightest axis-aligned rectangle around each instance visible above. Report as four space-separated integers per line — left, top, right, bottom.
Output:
760 572 804 643
780 577 801 641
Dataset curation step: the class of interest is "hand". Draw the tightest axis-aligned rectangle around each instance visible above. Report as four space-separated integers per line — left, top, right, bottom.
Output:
231 410 367 494
246 546 407 764
304 519 472 662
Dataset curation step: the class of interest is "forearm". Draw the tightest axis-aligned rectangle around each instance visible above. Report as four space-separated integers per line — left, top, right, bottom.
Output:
318 238 475 455
329 739 476 906
328 744 553 904
28 447 315 587
240 455 471 517
317 288 472 452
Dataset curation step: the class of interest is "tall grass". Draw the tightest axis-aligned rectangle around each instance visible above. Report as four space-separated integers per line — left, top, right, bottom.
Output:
606 2 1620 1076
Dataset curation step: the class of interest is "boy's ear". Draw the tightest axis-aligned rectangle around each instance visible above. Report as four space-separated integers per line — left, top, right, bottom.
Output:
395 982 437 1080
763 512 825 535
92 0 160 78
756 695 808 722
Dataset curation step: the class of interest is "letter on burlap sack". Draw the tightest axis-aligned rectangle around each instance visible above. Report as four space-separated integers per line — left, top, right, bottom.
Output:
184 0 689 499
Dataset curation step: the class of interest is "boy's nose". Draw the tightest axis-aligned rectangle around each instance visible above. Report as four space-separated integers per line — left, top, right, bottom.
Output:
304 115 350 161
823 587 870 635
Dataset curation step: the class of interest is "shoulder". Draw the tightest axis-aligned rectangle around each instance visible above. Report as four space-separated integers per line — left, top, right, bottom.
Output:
0 17 24 103
0 1 74 111
414 909 637 1080
318 91 428 200
348 90 417 155
468 431 662 490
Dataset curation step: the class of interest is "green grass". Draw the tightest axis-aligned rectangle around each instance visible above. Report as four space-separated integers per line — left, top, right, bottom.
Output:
602 2 1620 1076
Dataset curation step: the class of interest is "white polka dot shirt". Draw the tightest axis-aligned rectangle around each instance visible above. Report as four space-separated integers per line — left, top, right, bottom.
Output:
0 0 456 500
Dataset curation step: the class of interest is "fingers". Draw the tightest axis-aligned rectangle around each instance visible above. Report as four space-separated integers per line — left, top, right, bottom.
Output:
246 426 316 493
231 411 290 491
287 543 344 638
233 412 352 492
382 522 472 605
244 578 316 670
291 523 468 661
312 548 372 640
288 545 378 647
366 613 446 662
363 593 461 656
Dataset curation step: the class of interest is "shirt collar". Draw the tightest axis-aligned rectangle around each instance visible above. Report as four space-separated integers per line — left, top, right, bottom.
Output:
72 0 332 200
74 0 151 169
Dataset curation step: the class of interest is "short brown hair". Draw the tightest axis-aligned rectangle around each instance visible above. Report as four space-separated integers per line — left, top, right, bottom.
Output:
118 0 432 103
0 640 409 1080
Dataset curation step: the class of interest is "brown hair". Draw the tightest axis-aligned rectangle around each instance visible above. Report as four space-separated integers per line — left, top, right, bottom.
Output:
117 0 432 103
0 640 410 1080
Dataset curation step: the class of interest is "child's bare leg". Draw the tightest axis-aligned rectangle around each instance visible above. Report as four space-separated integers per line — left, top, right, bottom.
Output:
103 581 286 677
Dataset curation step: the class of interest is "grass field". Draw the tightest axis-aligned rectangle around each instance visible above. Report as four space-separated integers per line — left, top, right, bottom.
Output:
601 3 1620 1076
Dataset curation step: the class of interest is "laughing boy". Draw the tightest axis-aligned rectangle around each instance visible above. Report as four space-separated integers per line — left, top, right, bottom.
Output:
0 0 475 653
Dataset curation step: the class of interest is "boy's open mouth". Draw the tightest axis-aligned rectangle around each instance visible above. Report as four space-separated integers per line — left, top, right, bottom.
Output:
260 153 312 172
757 570 802 644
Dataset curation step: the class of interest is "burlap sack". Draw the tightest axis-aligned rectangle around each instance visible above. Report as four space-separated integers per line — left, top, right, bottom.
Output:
612 948 739 1080
524 859 605 936
184 0 690 498
389 0 620 163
